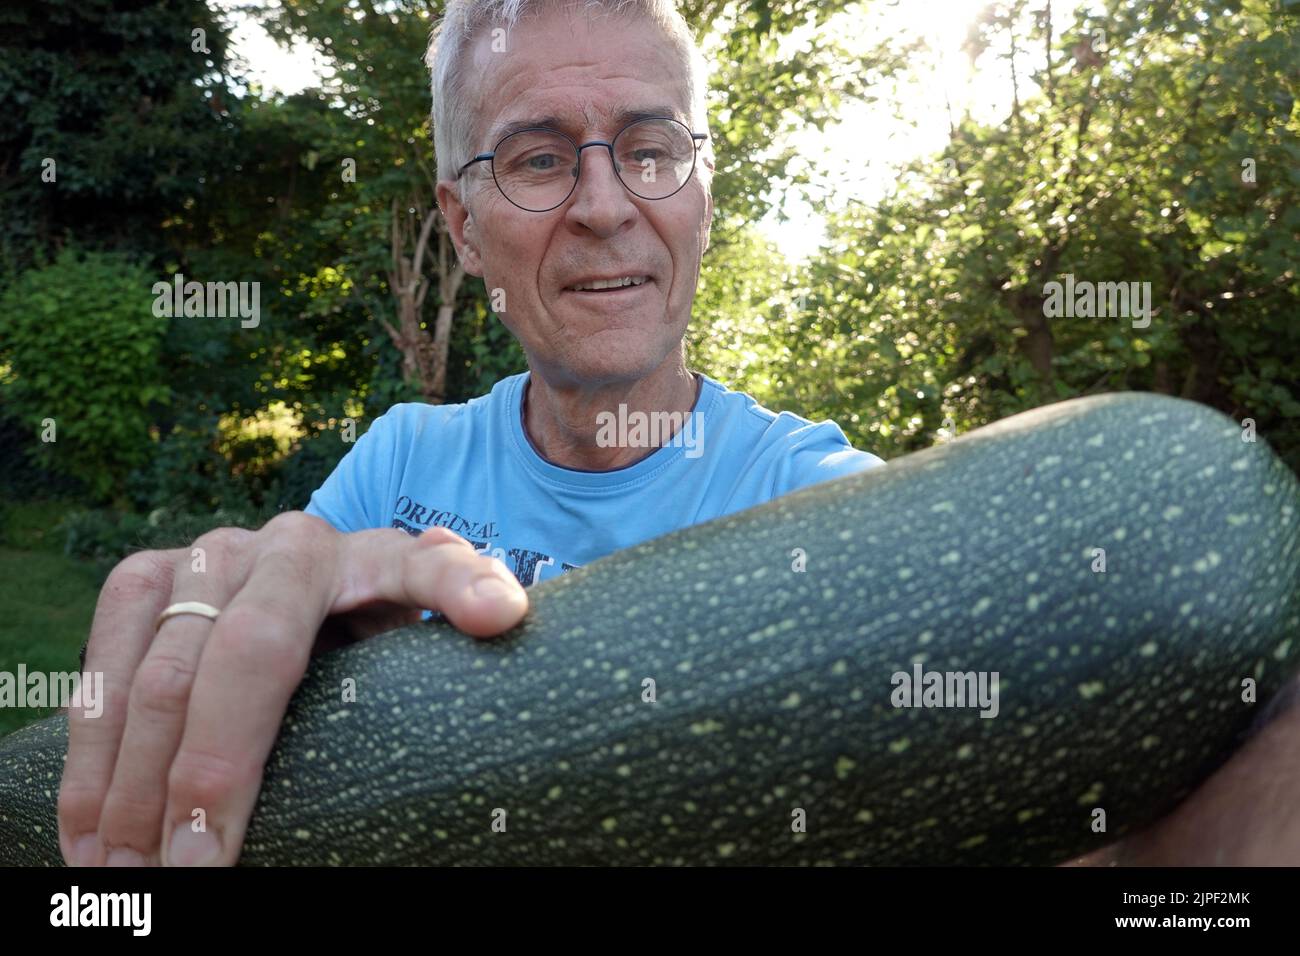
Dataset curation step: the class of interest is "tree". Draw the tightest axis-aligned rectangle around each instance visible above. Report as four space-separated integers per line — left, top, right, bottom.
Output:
756 0 1300 470
0 0 240 271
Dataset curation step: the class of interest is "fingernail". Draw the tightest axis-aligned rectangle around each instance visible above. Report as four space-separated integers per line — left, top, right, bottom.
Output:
105 847 146 867
472 576 518 602
71 834 98 867
167 823 221 867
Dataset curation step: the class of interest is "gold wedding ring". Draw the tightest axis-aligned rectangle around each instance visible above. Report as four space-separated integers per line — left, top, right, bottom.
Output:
155 601 222 632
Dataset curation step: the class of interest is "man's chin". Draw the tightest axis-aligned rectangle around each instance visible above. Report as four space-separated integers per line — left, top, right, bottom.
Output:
536 340 683 390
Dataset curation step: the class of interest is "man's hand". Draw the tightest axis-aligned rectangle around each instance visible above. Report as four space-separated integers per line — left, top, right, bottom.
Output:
57 513 527 867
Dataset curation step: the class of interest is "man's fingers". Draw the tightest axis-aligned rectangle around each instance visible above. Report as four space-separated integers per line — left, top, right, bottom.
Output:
332 526 528 637
94 529 252 866
58 549 182 867
161 516 337 866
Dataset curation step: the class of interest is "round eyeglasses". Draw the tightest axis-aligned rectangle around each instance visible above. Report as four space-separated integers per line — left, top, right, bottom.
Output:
456 117 708 213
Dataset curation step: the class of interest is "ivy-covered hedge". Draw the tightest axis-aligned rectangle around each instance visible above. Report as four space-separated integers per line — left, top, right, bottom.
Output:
0 248 169 501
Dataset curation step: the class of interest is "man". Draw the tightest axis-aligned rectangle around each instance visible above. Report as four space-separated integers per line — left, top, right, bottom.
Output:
303 0 882 581
56 0 879 869
57 0 1299 867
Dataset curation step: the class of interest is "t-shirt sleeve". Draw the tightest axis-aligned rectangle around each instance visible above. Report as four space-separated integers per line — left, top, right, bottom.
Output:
774 420 885 498
303 409 402 533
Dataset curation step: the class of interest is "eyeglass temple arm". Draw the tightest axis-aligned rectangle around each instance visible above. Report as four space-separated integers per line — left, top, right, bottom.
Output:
456 154 494 180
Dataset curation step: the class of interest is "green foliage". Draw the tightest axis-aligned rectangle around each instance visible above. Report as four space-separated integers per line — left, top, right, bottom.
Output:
0 498 83 553
254 1 458 401
3 0 1298 547
446 301 529 402
58 503 269 569
56 508 154 568
0 414 84 500
680 0 914 225
266 425 355 513
0 248 169 501
0 0 241 268
689 218 796 397
124 410 260 514
719 0 1300 470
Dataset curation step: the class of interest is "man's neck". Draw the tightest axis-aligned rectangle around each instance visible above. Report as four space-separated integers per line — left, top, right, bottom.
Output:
521 357 700 471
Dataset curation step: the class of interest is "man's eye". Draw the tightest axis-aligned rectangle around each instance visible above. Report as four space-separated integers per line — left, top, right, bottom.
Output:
525 154 562 171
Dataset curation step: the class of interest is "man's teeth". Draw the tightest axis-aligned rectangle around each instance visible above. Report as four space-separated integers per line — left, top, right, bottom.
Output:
570 275 648 291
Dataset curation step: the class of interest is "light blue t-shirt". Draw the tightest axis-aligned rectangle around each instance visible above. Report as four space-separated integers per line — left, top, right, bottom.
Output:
304 371 884 587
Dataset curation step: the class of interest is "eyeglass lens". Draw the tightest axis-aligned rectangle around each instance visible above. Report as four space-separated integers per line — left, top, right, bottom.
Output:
491 118 696 211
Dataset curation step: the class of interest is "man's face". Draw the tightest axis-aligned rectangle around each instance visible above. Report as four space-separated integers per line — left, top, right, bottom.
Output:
436 10 714 389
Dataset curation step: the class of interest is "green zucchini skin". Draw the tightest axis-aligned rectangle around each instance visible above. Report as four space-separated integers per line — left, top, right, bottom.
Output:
1 393 1297 866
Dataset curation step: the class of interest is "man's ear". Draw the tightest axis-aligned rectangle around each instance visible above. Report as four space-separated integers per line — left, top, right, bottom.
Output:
436 180 484 277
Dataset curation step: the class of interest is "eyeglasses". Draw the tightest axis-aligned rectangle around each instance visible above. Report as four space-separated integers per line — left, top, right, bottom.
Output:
456 116 708 213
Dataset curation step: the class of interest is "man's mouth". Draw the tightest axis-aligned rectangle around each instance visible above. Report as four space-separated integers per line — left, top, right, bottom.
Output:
564 275 652 293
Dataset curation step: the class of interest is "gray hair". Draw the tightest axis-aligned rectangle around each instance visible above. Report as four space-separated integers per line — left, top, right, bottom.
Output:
426 0 712 198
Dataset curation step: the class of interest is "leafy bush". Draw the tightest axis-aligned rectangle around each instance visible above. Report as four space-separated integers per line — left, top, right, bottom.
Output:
59 504 271 569
125 405 354 517
0 497 83 552
125 411 264 515
0 413 85 500
57 508 153 568
446 301 528 403
267 426 353 513
0 248 169 501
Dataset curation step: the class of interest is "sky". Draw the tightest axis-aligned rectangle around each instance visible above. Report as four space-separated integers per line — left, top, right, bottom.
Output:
755 0 1089 259
216 0 330 90
217 0 1088 262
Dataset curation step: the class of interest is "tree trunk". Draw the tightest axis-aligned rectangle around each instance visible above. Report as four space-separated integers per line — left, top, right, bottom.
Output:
382 199 462 404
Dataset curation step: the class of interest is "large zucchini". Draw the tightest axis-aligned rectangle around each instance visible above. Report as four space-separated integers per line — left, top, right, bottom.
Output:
1 392 1297 865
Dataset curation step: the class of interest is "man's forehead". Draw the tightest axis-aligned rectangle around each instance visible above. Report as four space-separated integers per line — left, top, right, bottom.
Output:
485 103 690 143
465 11 693 145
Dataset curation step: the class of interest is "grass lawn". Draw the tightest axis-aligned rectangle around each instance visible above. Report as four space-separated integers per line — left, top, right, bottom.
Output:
0 513 104 737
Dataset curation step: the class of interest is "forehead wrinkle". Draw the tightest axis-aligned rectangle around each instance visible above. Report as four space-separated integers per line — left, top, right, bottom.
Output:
483 64 691 140
486 101 689 144
471 30 692 144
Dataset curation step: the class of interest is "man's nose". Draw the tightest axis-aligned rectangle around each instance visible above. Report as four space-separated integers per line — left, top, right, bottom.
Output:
564 144 638 237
